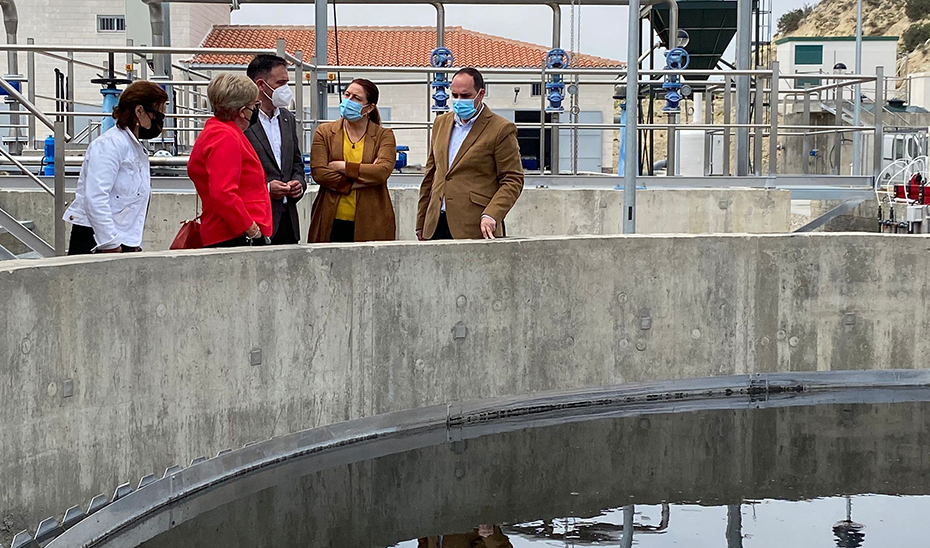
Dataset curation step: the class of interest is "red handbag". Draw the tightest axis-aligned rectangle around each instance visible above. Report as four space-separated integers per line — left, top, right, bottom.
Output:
170 195 203 250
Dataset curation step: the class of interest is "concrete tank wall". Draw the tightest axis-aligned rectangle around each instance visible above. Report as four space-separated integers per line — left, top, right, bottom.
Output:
1 233 923 538
0 187 790 254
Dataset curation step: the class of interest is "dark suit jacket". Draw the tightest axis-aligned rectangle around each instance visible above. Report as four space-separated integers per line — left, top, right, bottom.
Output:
417 106 524 239
244 108 307 241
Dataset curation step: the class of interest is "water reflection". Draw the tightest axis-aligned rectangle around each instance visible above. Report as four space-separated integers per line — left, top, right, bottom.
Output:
417 526 512 547
136 402 930 548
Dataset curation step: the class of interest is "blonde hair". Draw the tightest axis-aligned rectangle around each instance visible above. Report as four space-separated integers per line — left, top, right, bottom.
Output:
207 73 258 121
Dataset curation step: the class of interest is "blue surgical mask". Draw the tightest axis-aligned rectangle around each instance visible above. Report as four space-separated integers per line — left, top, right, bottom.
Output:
452 98 477 120
340 98 365 122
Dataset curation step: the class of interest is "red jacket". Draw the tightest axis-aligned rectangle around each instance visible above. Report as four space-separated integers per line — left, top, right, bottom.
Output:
188 118 273 246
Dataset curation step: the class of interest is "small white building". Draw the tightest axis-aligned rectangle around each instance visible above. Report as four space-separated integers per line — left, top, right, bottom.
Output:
12 0 228 146
191 25 623 173
775 36 898 99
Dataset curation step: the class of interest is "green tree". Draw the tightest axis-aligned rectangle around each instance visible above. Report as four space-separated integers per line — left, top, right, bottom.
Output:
903 23 930 51
777 4 816 35
906 0 930 21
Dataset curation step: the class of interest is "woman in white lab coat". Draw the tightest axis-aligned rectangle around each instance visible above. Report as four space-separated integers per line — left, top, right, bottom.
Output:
63 81 168 254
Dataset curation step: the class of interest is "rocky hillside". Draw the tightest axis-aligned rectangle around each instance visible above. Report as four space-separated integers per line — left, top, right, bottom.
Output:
785 0 908 40
778 0 930 76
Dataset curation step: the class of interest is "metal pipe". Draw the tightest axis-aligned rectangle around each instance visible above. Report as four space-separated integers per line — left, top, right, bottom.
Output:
0 145 52 194
25 35 32 148
550 3 560 175
0 75 70 138
623 0 640 233
703 89 712 175
38 50 130 77
433 3 445 48
0 0 18 74
802 86 811 175
726 505 743 548
768 61 779 177
315 0 327 130
852 0 863 175
723 76 731 175
735 0 751 176
295 49 304 145
621 505 635 548
873 66 884 185
753 76 762 176
142 0 166 77
53 120 65 255
66 50 73 136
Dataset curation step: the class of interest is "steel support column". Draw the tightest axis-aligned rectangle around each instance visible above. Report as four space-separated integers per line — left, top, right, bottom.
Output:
623 0 640 233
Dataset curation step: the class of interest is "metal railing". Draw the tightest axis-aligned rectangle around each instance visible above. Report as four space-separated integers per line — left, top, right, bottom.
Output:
0 42 892 177
0 42 903 256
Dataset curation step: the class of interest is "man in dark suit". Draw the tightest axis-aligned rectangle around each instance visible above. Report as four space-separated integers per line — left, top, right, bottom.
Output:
244 54 307 244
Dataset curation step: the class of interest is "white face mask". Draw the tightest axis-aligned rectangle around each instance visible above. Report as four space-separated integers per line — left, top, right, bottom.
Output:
264 82 293 109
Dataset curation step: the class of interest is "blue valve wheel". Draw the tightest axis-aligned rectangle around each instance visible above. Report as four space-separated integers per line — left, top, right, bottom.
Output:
430 47 455 68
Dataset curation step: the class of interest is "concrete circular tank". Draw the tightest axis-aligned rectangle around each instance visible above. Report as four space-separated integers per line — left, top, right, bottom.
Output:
27 370 930 548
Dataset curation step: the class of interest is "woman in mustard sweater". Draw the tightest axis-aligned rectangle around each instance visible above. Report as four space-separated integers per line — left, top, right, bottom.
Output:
307 78 396 243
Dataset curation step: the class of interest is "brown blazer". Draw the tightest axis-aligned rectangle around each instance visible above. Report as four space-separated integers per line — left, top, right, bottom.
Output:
307 118 397 242
417 106 524 239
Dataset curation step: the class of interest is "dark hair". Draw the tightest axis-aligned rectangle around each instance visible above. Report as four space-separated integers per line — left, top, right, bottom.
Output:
247 54 288 82
453 67 485 92
348 78 382 125
112 81 169 130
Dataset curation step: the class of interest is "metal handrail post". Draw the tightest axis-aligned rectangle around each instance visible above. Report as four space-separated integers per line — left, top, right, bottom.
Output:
66 50 74 137
873 66 884 186
753 75 762 176
622 0 639 234
0 146 52 194
723 76 731 175
25 36 34 148
802 85 811 175
768 62 779 178
538 67 546 173
54 120 66 255
703 86 713 175
0 75 70 138
294 49 304 141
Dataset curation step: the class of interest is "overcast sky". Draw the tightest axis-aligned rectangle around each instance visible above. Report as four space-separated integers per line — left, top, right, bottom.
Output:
231 0 818 61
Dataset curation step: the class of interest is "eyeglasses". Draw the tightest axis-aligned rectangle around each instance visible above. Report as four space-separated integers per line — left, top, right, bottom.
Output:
242 101 261 113
143 106 166 123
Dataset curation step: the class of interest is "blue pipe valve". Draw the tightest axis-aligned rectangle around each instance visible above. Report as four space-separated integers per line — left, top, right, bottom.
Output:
662 47 690 114
544 48 569 113
429 47 455 112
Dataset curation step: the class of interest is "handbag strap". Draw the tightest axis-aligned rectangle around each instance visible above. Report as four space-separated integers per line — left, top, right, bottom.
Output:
194 192 202 221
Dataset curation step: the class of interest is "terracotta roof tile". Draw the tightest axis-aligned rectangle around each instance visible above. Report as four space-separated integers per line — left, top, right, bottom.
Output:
191 25 623 68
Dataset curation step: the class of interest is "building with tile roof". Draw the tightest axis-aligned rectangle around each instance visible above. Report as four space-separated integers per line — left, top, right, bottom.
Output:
191 25 624 69
189 25 622 173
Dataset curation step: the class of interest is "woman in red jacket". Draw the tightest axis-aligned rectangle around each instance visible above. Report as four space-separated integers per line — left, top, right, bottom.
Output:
188 73 273 247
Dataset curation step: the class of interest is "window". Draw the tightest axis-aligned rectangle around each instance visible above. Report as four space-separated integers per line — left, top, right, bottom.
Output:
797 77 822 88
531 83 542 97
794 44 823 65
97 15 126 33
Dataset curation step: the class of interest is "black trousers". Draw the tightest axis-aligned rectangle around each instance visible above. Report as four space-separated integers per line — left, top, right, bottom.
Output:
271 210 298 245
207 234 270 248
430 212 453 240
67 225 141 255
330 219 355 243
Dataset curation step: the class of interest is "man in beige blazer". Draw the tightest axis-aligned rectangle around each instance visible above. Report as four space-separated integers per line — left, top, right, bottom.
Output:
416 68 524 240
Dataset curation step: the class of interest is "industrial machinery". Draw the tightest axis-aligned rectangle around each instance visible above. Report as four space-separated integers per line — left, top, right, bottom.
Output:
429 46 454 112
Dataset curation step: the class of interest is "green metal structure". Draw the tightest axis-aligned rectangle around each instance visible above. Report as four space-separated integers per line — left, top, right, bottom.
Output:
649 0 738 75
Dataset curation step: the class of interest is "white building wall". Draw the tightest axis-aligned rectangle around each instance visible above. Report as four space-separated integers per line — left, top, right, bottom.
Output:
13 0 226 148
775 39 896 100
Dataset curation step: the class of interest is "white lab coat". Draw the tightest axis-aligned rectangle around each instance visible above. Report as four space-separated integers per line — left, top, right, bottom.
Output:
63 126 152 250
